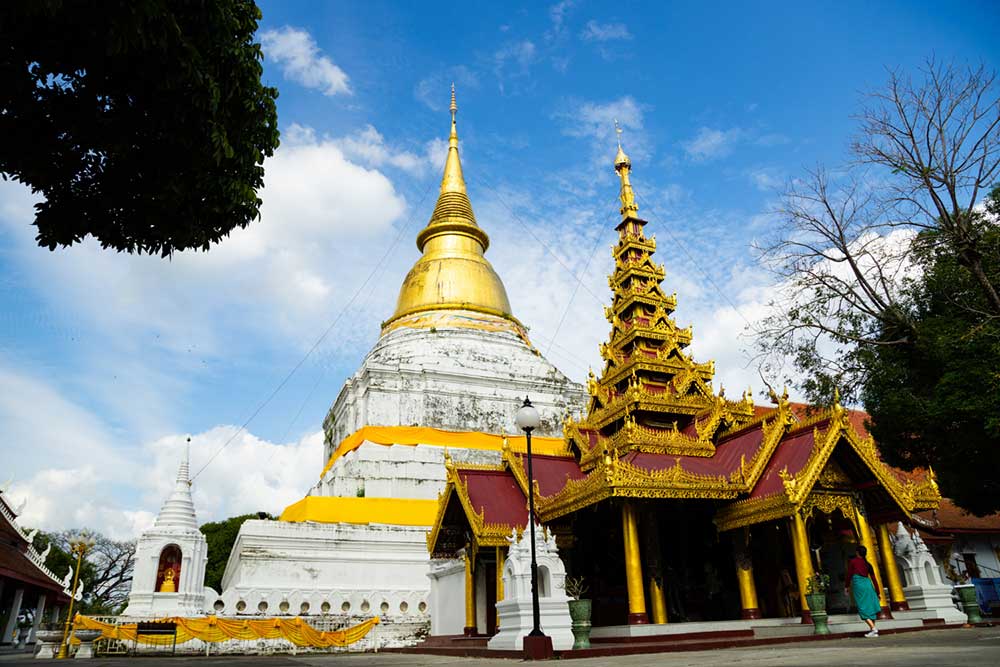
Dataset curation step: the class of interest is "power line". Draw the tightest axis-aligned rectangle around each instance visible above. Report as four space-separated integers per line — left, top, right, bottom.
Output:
544 205 617 358
635 191 753 327
193 180 437 480
469 175 609 308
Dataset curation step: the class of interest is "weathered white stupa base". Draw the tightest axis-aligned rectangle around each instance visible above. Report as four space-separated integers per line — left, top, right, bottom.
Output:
322 313 586 462
488 525 573 651
216 518 430 639
902 585 966 623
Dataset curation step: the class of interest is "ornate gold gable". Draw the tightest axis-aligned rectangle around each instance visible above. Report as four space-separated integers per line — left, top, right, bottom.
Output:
426 452 525 555
713 402 941 532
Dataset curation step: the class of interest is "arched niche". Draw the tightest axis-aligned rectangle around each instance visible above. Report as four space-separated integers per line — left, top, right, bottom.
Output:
156 544 183 592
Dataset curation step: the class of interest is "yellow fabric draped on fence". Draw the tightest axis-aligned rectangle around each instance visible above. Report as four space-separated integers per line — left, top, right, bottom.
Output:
74 614 379 648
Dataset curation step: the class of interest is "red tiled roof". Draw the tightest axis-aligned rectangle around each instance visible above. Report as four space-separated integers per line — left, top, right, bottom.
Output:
918 498 1000 533
459 469 528 528
0 495 71 601
511 454 588 497
749 426 821 499
619 425 767 480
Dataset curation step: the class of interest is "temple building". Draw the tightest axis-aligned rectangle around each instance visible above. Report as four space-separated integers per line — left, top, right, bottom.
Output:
212 89 585 637
0 487 71 647
426 135 946 634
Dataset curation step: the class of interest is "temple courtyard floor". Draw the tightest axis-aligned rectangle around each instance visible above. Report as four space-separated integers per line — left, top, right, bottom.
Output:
2 626 999 666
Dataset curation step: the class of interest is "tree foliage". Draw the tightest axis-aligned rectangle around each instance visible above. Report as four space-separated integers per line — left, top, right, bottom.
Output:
862 191 1000 515
199 513 273 593
36 530 137 616
0 0 279 256
754 60 1000 514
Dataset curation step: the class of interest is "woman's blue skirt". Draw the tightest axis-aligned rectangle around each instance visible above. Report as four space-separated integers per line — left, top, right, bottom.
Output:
852 574 881 620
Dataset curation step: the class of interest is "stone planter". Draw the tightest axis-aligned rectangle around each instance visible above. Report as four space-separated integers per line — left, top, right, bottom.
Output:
567 599 592 650
804 593 829 635
34 630 63 660
73 629 101 659
955 584 982 625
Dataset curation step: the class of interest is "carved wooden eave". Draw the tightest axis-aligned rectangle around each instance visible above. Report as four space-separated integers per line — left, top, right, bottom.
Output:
426 457 523 556
539 401 797 522
712 405 942 532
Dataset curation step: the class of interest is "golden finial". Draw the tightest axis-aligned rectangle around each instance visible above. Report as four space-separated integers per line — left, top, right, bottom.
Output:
613 120 638 219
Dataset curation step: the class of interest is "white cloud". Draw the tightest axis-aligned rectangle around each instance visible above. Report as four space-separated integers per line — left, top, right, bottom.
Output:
580 20 632 42
682 127 744 161
548 0 577 35
493 41 537 93
414 66 479 111
746 166 784 191
7 419 321 539
260 26 351 96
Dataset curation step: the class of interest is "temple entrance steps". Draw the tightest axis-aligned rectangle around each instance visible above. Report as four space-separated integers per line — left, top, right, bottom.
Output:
394 612 965 658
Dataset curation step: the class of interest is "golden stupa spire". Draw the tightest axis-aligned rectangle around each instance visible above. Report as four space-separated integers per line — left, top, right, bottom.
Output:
384 87 515 329
614 120 639 219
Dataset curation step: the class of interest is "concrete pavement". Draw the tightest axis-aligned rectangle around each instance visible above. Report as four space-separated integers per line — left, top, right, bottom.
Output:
1 626 998 666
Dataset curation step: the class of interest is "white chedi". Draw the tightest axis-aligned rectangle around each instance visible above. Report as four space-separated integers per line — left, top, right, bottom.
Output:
488 524 574 651
123 446 212 618
890 522 965 623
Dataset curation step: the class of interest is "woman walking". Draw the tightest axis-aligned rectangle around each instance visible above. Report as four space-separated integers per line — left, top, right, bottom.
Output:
845 545 882 637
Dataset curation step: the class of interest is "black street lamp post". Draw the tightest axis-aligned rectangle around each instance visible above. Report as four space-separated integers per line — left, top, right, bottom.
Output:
516 396 552 659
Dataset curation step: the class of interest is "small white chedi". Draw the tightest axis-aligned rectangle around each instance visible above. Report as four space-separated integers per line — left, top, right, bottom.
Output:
487 524 574 651
212 89 585 643
123 445 211 618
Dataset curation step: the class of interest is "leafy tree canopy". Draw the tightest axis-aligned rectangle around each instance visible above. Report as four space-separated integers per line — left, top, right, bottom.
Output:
35 530 136 616
862 187 1000 515
200 512 273 593
0 0 279 256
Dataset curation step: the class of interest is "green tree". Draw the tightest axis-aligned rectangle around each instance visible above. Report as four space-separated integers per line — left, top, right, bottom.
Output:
36 530 136 615
862 190 1000 515
199 513 273 593
0 0 279 256
754 61 1000 514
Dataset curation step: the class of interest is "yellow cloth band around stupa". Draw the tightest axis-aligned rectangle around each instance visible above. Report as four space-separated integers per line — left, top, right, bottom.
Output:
317 425 569 480
278 496 439 526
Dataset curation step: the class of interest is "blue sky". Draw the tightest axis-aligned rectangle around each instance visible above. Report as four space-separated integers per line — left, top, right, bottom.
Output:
1 0 998 537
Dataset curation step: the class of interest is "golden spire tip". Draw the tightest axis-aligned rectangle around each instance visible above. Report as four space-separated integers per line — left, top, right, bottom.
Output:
450 83 457 117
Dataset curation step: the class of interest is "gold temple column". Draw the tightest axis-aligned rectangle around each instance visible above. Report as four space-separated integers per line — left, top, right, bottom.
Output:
648 577 668 625
463 550 476 635
621 501 648 624
642 512 668 624
877 523 909 611
853 504 891 618
735 528 761 620
495 547 505 631
789 511 814 624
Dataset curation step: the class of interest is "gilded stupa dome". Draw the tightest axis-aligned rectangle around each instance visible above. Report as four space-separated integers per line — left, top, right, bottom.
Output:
384 87 514 329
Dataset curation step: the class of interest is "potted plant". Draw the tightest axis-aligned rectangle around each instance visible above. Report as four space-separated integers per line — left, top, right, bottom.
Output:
945 556 982 625
564 575 591 649
34 623 65 659
804 573 830 635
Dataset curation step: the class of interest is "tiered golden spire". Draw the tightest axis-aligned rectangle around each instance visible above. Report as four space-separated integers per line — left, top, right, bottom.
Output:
563 136 754 463
385 86 514 328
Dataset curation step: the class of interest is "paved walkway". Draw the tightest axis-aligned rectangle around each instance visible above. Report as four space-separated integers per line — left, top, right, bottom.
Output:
2 627 998 665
